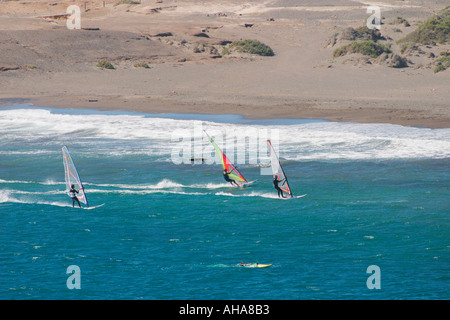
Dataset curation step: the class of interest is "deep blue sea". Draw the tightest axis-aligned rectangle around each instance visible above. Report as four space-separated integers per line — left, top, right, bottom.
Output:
0 105 449 300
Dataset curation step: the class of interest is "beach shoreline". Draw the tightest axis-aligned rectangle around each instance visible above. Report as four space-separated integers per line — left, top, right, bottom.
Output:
1 95 448 129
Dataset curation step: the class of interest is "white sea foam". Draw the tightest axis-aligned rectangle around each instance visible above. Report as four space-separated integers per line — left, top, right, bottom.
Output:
0 189 83 207
0 190 20 203
84 180 231 190
1 107 449 160
86 179 185 190
0 178 227 202
35 201 74 208
7 190 63 195
0 190 70 207
85 188 204 196
0 179 32 184
0 179 64 186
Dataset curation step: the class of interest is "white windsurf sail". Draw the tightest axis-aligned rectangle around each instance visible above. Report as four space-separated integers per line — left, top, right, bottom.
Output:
62 145 88 207
267 139 293 198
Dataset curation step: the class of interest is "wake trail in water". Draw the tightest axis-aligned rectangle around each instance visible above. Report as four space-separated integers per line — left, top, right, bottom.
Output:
1 178 283 203
215 191 281 199
0 190 106 209
84 179 232 190
0 179 63 185
0 190 73 207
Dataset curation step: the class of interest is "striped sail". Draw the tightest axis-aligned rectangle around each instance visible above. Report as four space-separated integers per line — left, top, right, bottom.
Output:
62 146 88 207
267 139 293 197
204 131 247 183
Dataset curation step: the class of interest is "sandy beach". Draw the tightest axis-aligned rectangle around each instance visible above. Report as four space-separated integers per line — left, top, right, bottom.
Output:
1 0 449 128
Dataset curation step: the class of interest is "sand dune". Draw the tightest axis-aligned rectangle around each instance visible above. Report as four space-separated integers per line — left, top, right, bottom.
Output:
0 0 449 128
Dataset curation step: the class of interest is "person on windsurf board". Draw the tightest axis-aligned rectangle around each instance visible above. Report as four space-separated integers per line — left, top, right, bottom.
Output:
62 146 90 208
223 169 239 186
69 184 82 208
273 176 286 198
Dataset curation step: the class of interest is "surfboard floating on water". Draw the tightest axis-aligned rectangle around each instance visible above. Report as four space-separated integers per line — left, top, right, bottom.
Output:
204 130 254 187
267 140 306 199
239 263 272 268
62 145 89 208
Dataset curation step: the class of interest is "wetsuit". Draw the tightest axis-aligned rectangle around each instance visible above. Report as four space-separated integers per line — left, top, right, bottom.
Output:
273 177 286 198
223 170 238 186
69 187 81 208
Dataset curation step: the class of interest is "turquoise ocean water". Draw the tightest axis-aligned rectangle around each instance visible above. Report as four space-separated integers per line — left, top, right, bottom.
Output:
0 105 449 300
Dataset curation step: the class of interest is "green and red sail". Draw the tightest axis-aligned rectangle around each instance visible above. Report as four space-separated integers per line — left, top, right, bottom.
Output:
204 131 247 183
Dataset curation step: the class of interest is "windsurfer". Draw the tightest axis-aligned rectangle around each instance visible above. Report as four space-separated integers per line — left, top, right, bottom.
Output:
223 169 238 186
69 184 81 208
273 176 286 198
